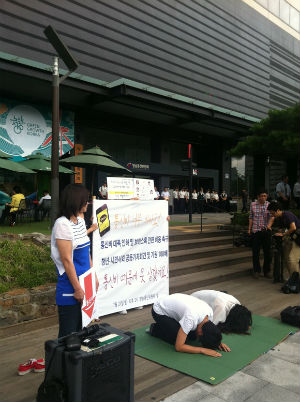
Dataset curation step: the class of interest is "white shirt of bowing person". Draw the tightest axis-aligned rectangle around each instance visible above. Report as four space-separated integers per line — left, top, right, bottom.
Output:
148 293 231 357
191 290 252 334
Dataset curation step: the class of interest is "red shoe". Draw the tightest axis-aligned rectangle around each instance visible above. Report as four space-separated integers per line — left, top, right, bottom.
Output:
18 359 37 375
34 358 45 373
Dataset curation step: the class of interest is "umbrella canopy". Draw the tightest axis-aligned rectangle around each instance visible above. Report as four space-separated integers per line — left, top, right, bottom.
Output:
81 146 111 158
18 153 73 174
61 146 130 172
61 146 131 195
0 151 35 174
0 190 11 204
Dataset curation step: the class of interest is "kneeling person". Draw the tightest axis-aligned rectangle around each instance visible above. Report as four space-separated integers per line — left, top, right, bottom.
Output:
148 293 230 357
191 290 252 334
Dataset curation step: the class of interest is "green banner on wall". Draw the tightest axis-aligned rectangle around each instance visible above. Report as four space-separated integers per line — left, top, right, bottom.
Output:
0 98 74 160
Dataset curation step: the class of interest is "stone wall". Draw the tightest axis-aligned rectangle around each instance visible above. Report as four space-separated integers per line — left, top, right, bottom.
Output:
0 232 55 326
0 285 56 326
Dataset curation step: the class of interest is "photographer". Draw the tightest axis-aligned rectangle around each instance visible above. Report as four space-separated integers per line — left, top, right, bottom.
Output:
267 202 300 281
248 190 274 279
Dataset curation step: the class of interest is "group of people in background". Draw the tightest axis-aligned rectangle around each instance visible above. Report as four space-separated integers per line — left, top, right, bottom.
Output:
248 186 300 284
154 187 230 214
0 186 51 226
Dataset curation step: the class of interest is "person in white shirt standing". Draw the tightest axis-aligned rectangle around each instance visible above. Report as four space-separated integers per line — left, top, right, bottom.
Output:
99 182 108 199
173 187 179 213
179 188 186 213
192 189 198 213
161 187 170 201
293 176 300 209
276 175 291 209
154 186 160 200
191 290 252 334
147 293 231 356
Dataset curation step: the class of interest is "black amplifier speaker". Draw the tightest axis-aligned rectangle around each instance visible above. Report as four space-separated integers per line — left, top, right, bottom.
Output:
41 323 135 402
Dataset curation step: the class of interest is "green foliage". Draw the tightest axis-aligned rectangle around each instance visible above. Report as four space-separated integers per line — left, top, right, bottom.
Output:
0 221 51 235
231 212 249 226
231 103 300 158
0 240 56 293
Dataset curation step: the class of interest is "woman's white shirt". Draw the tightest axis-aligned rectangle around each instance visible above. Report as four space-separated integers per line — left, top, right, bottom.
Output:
51 216 90 275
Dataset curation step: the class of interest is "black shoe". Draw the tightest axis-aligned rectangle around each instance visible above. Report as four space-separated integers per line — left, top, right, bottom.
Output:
264 272 273 279
145 323 155 335
252 272 260 279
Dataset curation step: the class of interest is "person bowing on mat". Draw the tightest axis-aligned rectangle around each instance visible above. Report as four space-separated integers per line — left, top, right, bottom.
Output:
147 293 231 357
191 290 252 334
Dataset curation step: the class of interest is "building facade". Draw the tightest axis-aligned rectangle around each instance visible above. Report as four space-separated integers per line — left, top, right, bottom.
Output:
0 0 299 195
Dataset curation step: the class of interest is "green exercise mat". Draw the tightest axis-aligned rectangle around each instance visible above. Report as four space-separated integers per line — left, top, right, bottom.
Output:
133 315 298 384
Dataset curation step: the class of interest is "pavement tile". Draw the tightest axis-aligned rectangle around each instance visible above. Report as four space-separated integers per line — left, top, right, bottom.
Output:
245 382 300 402
268 340 300 364
197 372 267 402
283 331 300 344
196 395 227 402
160 382 210 402
242 353 300 394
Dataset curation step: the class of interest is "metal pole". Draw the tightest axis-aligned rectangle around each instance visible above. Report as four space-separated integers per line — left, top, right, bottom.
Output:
50 56 60 227
189 144 193 223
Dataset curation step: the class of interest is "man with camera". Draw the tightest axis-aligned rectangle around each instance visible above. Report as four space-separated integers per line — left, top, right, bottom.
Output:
248 190 274 279
267 201 300 282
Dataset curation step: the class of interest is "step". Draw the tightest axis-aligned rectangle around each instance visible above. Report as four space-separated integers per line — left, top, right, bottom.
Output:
169 230 232 242
170 235 232 251
169 252 252 277
169 262 252 293
169 244 246 262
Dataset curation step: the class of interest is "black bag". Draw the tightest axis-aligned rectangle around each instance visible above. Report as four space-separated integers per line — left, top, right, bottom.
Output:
36 378 67 402
280 306 300 327
290 229 300 246
281 272 300 294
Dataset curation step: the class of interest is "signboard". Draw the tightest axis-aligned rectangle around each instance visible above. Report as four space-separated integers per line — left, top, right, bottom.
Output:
79 267 98 328
74 144 83 184
107 177 155 200
91 200 169 318
0 98 74 159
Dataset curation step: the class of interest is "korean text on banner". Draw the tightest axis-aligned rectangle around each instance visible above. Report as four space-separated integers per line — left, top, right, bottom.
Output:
107 177 155 200
93 200 169 316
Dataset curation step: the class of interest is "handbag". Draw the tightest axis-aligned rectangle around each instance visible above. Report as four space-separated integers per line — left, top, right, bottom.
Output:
280 306 300 327
290 228 300 246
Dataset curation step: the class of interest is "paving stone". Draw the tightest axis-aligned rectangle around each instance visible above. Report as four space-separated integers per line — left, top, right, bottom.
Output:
242 353 299 394
197 372 267 402
160 382 210 402
284 330 300 344
268 340 300 364
245 382 300 402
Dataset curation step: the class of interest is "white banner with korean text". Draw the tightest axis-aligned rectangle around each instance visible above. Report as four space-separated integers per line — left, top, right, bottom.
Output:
107 177 155 200
92 200 169 317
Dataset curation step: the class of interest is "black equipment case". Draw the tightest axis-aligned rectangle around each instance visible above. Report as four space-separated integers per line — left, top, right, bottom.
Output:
42 323 135 402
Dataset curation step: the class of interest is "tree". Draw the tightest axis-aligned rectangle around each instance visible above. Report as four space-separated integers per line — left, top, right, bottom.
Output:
230 103 300 160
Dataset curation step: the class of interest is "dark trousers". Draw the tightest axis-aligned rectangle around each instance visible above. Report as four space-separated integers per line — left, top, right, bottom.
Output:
174 199 179 213
179 198 185 213
58 303 82 338
0 206 15 224
252 230 272 274
242 200 247 212
151 307 196 345
198 200 204 213
192 199 198 213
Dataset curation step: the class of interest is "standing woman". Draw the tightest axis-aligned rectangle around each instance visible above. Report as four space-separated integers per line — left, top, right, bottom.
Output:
51 184 97 337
